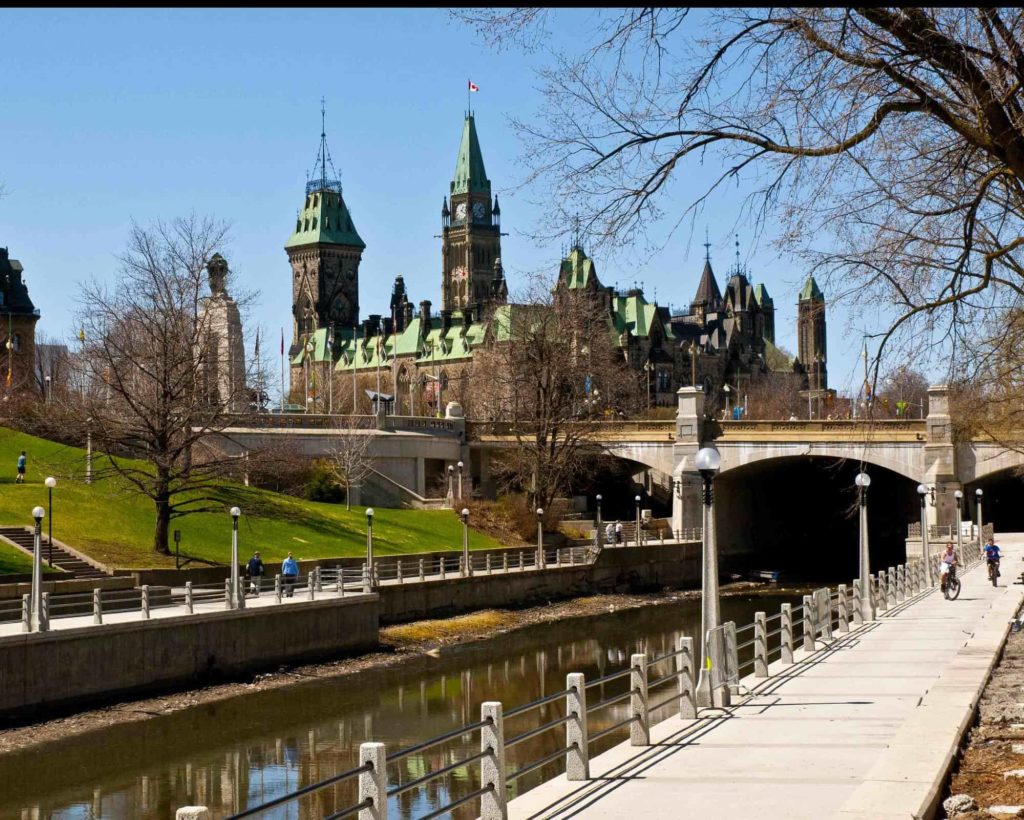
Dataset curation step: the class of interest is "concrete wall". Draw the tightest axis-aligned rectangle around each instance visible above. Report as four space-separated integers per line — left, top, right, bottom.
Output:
378 542 701 623
0 595 379 721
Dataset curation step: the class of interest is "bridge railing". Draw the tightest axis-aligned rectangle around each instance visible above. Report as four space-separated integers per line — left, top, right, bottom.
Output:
209 554 953 819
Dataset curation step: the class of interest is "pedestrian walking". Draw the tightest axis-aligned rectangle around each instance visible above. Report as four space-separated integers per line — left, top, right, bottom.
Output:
15 450 26 484
605 521 615 546
281 551 299 597
247 551 265 596
615 521 623 545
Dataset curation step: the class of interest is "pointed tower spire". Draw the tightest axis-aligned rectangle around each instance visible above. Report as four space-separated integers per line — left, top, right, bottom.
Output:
704 227 711 263
451 114 490 196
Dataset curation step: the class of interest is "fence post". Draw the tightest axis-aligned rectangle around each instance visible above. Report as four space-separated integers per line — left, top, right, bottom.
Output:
224 578 232 610
237 576 246 611
40 592 50 631
754 611 768 677
440 557 447 580
307 572 315 600
418 559 425 581
274 574 282 603
480 701 507 818
21 593 29 632
503 553 509 573
141 585 151 619
802 594 815 651
676 636 696 718
887 568 897 607
837 584 848 633
566 673 589 780
630 653 650 746
780 603 794 664
358 741 387 820
820 590 833 641
487 554 492 575
396 560 403 584
852 579 863 625
313 567 322 593
362 563 371 593
93 588 103 624
876 573 887 612
896 564 905 601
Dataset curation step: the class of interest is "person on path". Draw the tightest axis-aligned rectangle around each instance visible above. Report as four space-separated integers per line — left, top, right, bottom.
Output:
247 551 265 596
615 521 623 545
281 552 299 597
939 542 957 593
16 451 26 484
983 537 1002 579
605 521 615 546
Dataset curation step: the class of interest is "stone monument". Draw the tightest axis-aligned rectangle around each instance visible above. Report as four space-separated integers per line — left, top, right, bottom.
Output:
198 253 246 412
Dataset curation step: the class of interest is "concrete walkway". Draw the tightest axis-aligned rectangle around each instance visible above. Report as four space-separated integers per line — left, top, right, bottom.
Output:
508 536 1024 820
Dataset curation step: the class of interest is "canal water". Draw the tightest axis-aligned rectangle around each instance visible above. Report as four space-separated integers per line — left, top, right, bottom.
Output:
2 590 804 820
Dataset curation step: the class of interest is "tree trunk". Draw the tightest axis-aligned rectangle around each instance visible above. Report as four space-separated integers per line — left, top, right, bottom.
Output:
154 481 171 554
345 480 352 511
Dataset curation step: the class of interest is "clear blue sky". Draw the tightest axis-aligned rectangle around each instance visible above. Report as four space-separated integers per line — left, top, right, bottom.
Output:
0 8 874 400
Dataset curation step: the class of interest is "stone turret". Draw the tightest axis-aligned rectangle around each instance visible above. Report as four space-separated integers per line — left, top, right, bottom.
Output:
198 253 246 412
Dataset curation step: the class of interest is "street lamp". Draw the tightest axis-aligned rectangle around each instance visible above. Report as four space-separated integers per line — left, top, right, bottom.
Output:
975 488 984 553
854 472 874 621
30 506 45 632
44 375 51 403
643 360 654 410
595 494 603 549
954 490 964 560
917 484 933 585
230 507 243 609
447 465 455 507
723 383 732 417
634 494 642 547
694 445 721 706
461 508 471 577
536 507 545 569
85 416 93 485
457 460 464 502
44 476 56 567
366 508 375 587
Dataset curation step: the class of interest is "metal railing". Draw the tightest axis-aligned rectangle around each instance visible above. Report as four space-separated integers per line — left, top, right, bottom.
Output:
217 551 965 819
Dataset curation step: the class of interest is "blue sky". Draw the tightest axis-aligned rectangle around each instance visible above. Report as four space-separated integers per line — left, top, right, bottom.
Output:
0 8 874 399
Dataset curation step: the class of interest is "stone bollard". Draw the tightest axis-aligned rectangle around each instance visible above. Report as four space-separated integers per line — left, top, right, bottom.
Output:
887 568 897 607
396 560 403 584
503 553 509 573
274 574 282 603
780 603 794 663
185 581 194 614
896 565 905 602
487 554 493 575
362 563 371 593
307 573 315 600
837 584 849 633
852 579 863 625
315 566 323 592
141 585 151 619
21 593 29 633
754 612 768 677
418 558 425 581
440 557 447 580
802 594 815 651
630 653 650 746
480 702 507 818
820 591 833 641
876 573 888 613
175 808 210 820
224 578 232 610
676 636 697 717
40 592 50 632
358 741 387 820
93 588 103 624
565 674 589 781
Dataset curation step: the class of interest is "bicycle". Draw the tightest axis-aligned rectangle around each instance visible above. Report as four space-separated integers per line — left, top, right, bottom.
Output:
987 558 1001 587
941 563 961 600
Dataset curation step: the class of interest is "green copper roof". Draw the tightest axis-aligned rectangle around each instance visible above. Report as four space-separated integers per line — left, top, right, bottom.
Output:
560 246 599 289
285 187 365 250
611 293 675 343
799 276 824 302
753 283 773 307
450 115 490 196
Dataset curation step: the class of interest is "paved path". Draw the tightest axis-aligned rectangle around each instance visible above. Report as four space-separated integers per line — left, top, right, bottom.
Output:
508 536 1024 820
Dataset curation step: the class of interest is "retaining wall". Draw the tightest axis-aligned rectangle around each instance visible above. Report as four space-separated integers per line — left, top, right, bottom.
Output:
0 594 379 721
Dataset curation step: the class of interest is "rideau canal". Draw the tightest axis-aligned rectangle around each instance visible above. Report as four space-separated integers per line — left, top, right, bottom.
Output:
3 589 806 819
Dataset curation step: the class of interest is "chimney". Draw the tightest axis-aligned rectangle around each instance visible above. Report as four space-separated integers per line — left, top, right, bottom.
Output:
382 317 394 336
419 299 432 326
440 309 452 333
463 306 473 326
369 314 382 336
403 301 414 329
361 318 374 340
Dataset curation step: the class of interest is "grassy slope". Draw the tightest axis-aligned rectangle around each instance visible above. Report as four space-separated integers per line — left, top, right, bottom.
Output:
0 428 503 570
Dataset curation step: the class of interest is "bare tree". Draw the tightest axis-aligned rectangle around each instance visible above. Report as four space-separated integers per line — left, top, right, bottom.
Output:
876 366 930 419
64 216 254 554
456 8 1024 415
323 418 374 510
744 367 807 420
32 331 71 403
471 274 640 518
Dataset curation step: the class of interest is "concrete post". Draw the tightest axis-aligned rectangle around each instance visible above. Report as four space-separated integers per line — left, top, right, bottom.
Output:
92 588 103 624
21 593 29 633
676 636 696 718
487 554 493 575
852 580 863 626
307 573 315 600
274 574 282 603
887 568 897 607
396 560 403 583
237 576 246 611
315 566 323 592
358 741 387 820
480 702 507 818
39 592 50 631
876 572 887 613
820 592 833 641
837 584 849 633
502 553 508 573
780 603 794 664
224 578 232 610
175 808 210 820
363 563 371 593
630 653 650 746
754 612 768 677
566 673 589 780
802 594 815 651
418 559 425 581
440 557 447 580
896 565 905 601
141 585 150 619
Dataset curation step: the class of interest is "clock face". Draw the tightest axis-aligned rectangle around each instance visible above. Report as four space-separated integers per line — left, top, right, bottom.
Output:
452 266 468 282
454 202 467 221
472 201 486 221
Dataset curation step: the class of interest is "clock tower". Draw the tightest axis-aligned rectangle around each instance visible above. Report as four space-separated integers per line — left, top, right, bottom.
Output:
441 113 505 314
285 111 365 358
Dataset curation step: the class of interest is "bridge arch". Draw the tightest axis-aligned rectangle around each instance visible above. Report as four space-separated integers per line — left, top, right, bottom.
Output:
962 463 1024 533
713 442 923 484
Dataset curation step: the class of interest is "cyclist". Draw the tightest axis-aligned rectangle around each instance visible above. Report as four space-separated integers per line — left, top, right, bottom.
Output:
939 541 957 593
983 537 1002 584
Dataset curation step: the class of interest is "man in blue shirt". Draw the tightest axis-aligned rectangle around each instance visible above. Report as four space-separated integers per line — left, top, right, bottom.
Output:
246 552 265 596
281 551 299 597
984 537 1001 584
15 451 26 484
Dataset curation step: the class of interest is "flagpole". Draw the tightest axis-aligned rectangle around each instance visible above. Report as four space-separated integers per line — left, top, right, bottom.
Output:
280 328 285 411
352 323 358 415
328 324 334 415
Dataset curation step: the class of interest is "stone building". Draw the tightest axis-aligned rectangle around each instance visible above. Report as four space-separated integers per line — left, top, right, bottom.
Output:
0 247 40 396
198 253 246 412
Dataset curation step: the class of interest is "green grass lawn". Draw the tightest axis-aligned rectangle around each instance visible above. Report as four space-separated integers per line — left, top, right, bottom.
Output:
0 428 504 571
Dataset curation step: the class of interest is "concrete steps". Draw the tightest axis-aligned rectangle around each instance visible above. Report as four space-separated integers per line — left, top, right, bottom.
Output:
0 527 108 580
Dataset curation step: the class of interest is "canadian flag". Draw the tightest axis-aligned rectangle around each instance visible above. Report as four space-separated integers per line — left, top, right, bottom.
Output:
468 80 479 92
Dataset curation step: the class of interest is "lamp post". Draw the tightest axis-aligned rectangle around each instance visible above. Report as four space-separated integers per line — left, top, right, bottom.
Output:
975 488 984 553
954 490 964 560
85 417 93 485
917 484 932 585
461 508 471 577
447 465 455 508
457 460 464 502
230 506 243 609
44 476 56 567
723 383 731 418
634 494 642 547
643 360 654 410
365 508 375 586
536 507 545 569
694 446 721 706
595 494 603 549
44 375 51 403
854 472 874 621
30 506 45 632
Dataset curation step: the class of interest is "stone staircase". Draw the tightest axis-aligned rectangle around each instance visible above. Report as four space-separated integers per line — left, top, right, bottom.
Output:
0 527 108 580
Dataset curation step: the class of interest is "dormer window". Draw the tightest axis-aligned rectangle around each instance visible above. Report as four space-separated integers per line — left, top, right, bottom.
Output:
311 217 318 230
295 219 301 232
304 219 310 231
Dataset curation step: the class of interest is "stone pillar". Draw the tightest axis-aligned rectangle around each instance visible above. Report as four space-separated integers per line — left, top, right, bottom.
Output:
414 457 426 497
923 385 958 529
672 386 705 534
197 254 246 413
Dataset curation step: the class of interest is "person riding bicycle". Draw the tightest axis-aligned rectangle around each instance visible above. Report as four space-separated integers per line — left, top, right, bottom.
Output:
984 537 1001 579
939 541 957 593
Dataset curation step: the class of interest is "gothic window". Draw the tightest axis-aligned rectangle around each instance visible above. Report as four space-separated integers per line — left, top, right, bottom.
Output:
295 219 301 232
11 334 20 352
314 194 319 206
311 217 318 230
304 219 310 231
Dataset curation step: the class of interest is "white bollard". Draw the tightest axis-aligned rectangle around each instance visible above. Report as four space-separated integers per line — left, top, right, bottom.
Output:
754 612 768 677
93 588 103 624
480 702 507 817
780 603 794 664
358 742 387 820
837 584 849 633
676 636 697 717
175 808 210 820
630 653 650 746
141 585 150 619
565 673 589 780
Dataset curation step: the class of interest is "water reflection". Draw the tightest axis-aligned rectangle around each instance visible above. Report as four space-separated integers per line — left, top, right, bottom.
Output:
3 592 800 819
